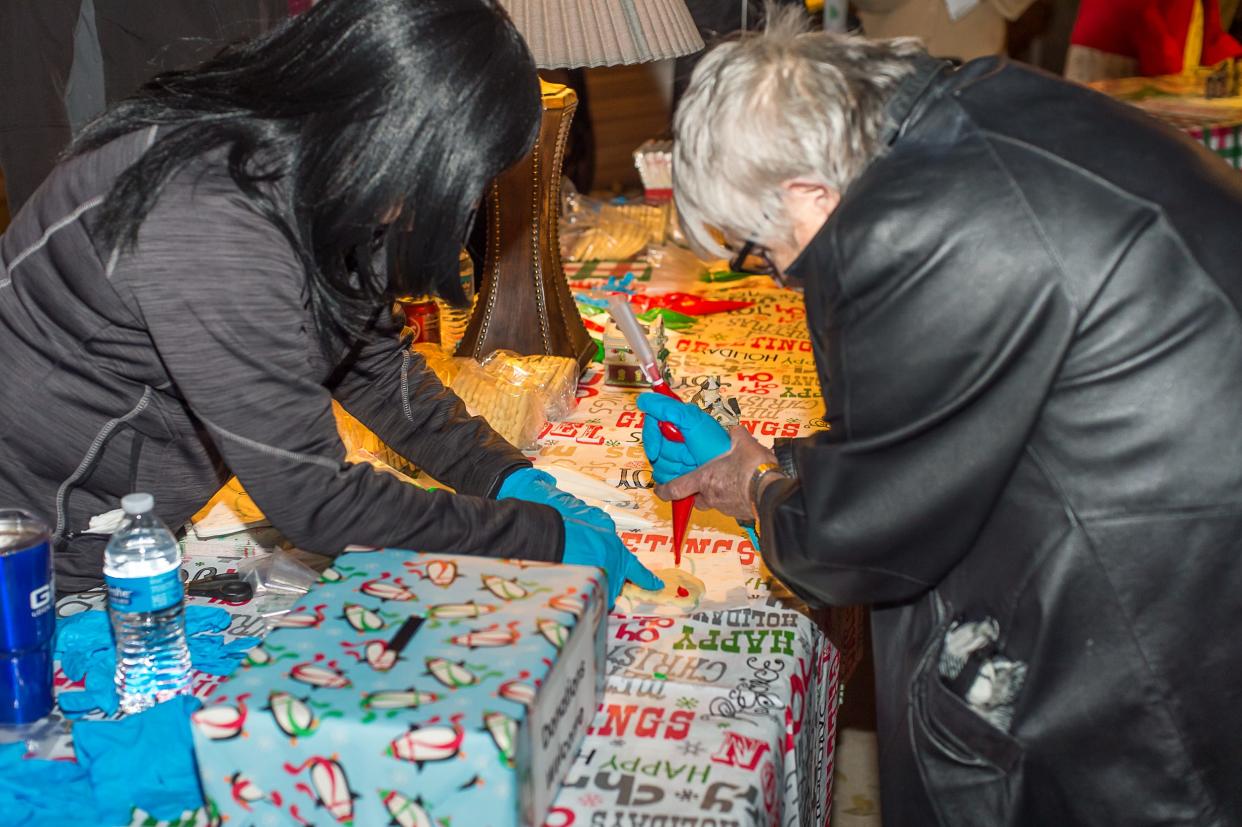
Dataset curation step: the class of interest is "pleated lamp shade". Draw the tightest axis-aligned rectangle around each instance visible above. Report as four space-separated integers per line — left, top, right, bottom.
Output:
498 0 705 68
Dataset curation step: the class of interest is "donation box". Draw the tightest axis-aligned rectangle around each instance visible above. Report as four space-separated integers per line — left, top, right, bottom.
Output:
191 548 606 827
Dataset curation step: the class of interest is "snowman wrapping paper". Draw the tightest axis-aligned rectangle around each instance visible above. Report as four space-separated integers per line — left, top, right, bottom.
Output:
191 549 608 827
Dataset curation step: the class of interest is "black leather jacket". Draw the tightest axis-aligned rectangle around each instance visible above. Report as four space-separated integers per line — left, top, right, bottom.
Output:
759 57 1242 826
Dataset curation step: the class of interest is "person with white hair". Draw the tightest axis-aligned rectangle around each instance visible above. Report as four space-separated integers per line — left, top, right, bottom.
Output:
637 9 1242 826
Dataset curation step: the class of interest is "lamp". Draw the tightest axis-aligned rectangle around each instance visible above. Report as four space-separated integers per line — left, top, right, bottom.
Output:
457 0 704 368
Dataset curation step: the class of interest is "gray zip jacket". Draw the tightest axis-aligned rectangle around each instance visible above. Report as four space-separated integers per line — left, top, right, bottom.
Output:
0 127 563 593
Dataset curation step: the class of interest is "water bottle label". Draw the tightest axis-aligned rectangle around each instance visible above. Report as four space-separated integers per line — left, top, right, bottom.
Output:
106 567 184 613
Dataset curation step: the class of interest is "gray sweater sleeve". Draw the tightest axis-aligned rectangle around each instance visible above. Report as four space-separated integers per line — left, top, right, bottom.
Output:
328 307 530 498
120 174 563 561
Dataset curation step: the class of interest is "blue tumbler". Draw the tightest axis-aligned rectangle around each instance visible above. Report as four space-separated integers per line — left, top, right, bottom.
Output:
0 509 55 725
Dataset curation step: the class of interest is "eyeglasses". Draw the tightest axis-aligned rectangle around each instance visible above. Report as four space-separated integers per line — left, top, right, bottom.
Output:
729 239 796 289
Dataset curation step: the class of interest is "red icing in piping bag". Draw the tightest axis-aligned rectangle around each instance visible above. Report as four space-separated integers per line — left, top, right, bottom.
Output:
605 295 695 569
651 380 694 568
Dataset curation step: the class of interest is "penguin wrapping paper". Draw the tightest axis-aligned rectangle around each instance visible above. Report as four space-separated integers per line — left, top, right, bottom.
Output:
191 549 608 827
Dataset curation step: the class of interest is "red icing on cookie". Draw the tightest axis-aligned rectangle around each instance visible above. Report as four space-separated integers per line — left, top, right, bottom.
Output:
676 586 689 597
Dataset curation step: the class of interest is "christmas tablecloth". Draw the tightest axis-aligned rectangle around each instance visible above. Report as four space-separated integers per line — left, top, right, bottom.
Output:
536 278 840 827
41 275 840 827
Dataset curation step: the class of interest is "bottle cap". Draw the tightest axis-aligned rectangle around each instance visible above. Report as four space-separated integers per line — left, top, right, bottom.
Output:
121 493 155 515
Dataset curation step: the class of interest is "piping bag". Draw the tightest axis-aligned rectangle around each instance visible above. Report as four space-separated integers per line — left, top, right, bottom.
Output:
608 296 696 568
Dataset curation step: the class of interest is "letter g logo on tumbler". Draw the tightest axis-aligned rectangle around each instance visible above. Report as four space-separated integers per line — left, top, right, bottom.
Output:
0 509 55 726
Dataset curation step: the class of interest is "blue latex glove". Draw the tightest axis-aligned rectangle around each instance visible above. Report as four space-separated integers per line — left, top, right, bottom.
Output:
636 393 732 484
498 467 615 531
75 695 204 824
0 696 203 826
185 607 262 674
54 606 259 716
189 628 263 675
562 517 662 608
55 610 120 716
0 741 93 826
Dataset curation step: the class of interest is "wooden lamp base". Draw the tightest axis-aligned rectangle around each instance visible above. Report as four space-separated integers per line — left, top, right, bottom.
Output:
457 79 595 369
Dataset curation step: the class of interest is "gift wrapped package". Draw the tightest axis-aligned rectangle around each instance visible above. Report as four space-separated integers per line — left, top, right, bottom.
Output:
192 549 607 827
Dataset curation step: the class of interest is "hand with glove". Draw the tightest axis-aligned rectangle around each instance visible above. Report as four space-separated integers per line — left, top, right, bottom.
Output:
561 517 663 607
654 426 781 522
636 392 732 483
498 466 615 531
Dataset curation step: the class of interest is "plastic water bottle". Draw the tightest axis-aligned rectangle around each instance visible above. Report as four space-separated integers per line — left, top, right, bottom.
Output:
104 493 191 714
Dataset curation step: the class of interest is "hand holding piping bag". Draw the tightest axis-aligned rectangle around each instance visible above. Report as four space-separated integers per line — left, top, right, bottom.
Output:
610 294 775 545
606 296 699 565
636 393 731 484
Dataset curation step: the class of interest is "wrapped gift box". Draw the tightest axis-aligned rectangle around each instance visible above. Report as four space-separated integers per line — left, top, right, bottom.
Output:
191 549 607 827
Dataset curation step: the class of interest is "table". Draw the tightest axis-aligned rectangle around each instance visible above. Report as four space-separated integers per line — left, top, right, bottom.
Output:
1089 74 1242 169
548 274 840 827
44 273 841 827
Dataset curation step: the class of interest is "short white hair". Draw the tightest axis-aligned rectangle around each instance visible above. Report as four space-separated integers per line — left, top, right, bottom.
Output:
673 8 925 257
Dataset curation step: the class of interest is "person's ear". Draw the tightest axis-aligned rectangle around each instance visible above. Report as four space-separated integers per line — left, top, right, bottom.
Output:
780 178 841 248
781 178 840 217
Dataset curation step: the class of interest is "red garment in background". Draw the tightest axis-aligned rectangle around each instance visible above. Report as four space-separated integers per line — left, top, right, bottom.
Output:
1071 0 1242 75
287 0 312 14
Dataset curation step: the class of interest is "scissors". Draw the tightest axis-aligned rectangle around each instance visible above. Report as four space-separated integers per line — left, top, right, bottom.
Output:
186 572 254 603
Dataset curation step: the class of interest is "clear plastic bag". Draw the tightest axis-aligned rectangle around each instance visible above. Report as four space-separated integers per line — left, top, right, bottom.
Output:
236 548 320 597
646 243 710 293
447 350 581 448
478 350 579 422
560 191 668 261
411 341 462 385
449 359 552 449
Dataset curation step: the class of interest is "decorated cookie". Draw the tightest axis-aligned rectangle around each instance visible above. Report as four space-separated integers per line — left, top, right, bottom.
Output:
619 568 705 612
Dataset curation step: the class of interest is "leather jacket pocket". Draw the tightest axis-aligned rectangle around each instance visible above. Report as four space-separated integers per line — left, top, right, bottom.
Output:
910 621 1025 827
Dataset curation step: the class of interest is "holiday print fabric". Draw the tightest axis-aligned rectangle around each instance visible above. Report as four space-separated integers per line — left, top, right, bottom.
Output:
537 280 840 827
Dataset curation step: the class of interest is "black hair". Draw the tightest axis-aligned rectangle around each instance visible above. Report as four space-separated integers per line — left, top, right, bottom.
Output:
72 0 540 353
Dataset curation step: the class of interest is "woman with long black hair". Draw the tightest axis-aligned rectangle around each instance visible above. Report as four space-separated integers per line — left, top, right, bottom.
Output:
0 0 661 602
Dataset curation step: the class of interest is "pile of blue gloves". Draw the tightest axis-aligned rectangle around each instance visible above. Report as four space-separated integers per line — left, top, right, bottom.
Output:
56 605 258 716
0 606 258 826
498 467 663 603
0 695 204 826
